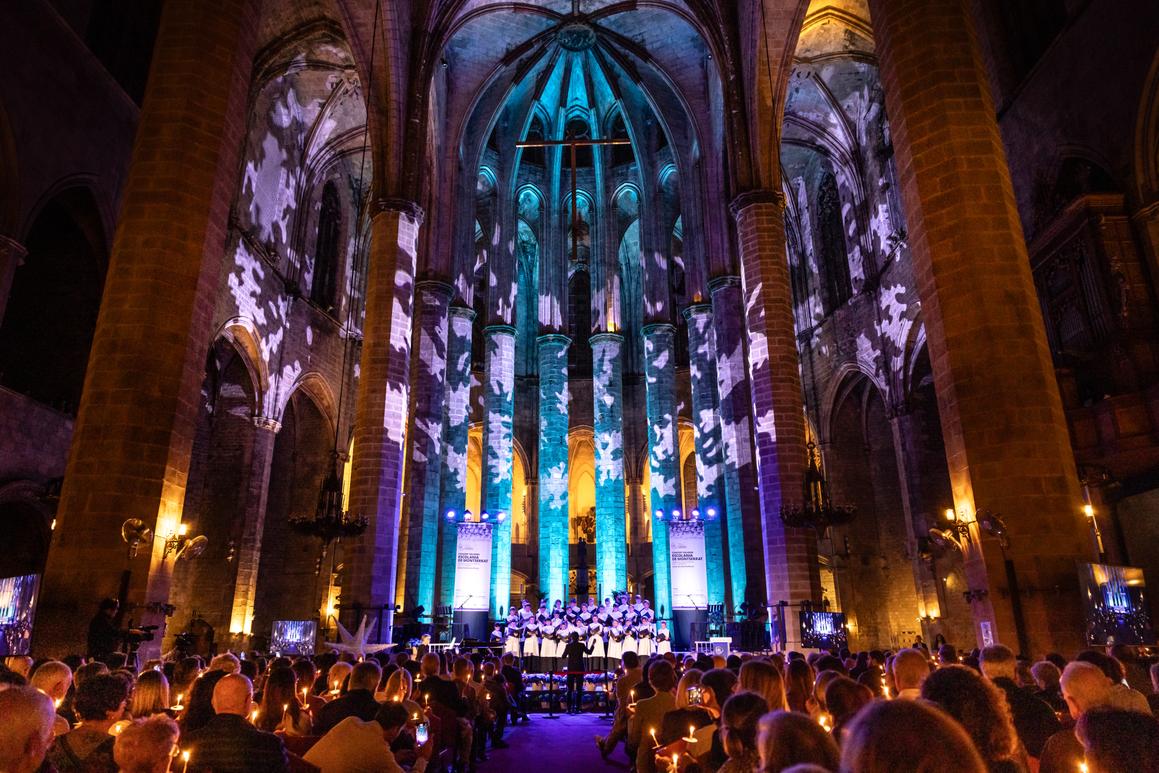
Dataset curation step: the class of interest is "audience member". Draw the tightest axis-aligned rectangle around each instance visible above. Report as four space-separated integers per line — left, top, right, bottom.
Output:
47 672 130 772
628 659 677 773
1038 662 1114 773
784 659 815 714
314 660 383 735
113 715 180 773
304 701 433 773
921 664 1027 772
131 669 172 719
756 710 840 773
0 686 57 773
181 674 288 773
841 699 988 773
1029 660 1067 714
596 651 642 760
979 644 1059 758
29 660 73 734
739 660 787 712
891 648 929 700
256 666 312 736
823 675 873 741
1076 706 1159 773
716 691 768 773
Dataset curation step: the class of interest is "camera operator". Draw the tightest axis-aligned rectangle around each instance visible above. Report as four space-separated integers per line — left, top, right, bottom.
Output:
87 598 148 664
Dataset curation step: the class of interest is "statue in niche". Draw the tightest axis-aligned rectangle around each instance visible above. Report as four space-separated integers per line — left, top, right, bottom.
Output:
576 506 596 543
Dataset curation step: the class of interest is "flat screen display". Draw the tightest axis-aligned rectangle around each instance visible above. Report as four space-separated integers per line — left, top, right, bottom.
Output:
1079 563 1155 646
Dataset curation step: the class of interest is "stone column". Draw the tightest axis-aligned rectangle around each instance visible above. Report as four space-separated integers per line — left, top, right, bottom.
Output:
228 415 279 636
33 0 262 658
868 0 1089 653
709 275 764 610
642 324 679 620
591 332 627 597
731 192 822 649
483 325 516 618
0 235 26 327
683 304 736 611
537 333 570 606
436 305 475 609
402 280 452 620
346 200 423 642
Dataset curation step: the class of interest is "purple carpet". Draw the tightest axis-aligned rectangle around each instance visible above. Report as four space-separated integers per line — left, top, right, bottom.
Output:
481 714 630 773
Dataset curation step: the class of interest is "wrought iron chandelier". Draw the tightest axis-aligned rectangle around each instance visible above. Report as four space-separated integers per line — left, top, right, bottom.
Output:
779 441 856 536
288 455 368 556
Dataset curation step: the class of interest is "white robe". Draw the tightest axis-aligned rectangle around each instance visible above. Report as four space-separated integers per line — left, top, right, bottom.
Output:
606 631 624 661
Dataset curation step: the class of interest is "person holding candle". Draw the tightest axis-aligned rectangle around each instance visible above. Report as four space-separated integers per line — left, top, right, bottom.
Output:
713 692 768 773
596 651 644 761
314 661 382 736
255 667 312 737
181 674 288 773
113 715 180 773
755 710 840 773
29 660 73 735
47 672 130 772
628 660 678 773
130 669 172 719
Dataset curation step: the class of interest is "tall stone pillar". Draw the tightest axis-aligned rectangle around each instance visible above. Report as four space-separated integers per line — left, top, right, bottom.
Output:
346 200 423 642
683 304 736 611
228 416 279 637
33 0 262 658
402 280 452 620
708 276 763 609
0 235 26 327
591 332 627 598
731 192 822 648
436 305 475 609
868 0 1089 653
537 333 570 606
642 324 679 620
483 325 516 618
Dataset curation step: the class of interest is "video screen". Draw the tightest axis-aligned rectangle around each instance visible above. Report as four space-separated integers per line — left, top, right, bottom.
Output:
800 610 848 650
271 620 318 655
0 573 40 656
1079 563 1155 646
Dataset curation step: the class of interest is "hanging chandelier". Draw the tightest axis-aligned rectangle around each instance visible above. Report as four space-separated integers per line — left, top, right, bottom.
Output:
288 454 368 555
779 441 856 536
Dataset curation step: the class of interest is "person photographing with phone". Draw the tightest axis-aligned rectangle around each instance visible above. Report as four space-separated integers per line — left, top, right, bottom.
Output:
304 701 434 773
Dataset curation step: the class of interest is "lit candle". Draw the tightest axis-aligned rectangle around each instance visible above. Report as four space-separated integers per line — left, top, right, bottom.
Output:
250 709 259 723
301 688 309 706
54 697 62 710
1079 763 1088 773
818 715 831 732
330 680 340 695
424 693 430 706
173 693 184 711
671 752 680 770
412 713 419 721
650 727 659 748
181 750 190 773
282 703 289 719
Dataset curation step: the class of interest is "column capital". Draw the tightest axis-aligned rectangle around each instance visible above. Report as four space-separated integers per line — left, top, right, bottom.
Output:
483 323 517 337
641 322 677 337
252 415 282 433
708 275 743 293
680 303 713 322
0 234 27 264
370 197 424 226
449 304 477 321
415 278 454 299
590 331 624 346
536 333 572 348
729 189 786 220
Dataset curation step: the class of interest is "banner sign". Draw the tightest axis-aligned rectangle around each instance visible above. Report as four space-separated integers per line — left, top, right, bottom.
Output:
454 523 493 612
670 520 708 610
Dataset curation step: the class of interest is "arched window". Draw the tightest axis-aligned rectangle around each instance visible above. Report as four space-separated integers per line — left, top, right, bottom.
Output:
817 173 851 313
310 182 342 311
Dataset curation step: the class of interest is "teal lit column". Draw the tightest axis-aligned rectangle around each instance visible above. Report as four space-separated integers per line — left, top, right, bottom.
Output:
643 323 678 620
591 332 627 596
683 304 736 611
483 325 516 618
537 334 570 606
402 281 452 618
436 305 475 609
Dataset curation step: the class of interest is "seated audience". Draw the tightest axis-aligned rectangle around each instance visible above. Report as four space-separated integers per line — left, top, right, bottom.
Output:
739 660 787 712
1029 660 1067 714
180 670 226 734
628 659 677 773
113 715 180 773
756 710 840 773
314 661 383 735
716 691 768 773
256 666 312 736
1075 706 1159 773
0 686 58 773
48 672 130 772
841 699 988 773
921 664 1028 772
29 660 73 734
979 644 1059 758
823 675 873 742
130 669 173 719
304 701 434 773
891 648 930 700
182 673 288 773
1039 662 1114 773
784 659 815 714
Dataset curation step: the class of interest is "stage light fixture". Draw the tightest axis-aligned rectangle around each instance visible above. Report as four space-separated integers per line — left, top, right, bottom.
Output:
672 509 681 519
706 508 717 518
445 510 456 520
481 511 490 520
497 511 507 522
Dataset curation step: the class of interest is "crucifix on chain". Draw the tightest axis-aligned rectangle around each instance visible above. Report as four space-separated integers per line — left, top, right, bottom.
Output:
516 132 631 262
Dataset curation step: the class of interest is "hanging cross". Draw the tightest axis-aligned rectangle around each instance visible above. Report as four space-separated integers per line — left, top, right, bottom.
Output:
516 135 631 262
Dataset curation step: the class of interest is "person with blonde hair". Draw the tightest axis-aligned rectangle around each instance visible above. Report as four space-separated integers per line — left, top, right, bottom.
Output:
208 653 240 675
674 668 704 709
840 699 988 773
740 659 788 712
757 710 840 773
113 715 180 773
130 670 172 719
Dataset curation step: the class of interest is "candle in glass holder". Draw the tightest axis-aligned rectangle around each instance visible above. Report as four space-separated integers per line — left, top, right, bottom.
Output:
683 724 697 743
330 680 340 696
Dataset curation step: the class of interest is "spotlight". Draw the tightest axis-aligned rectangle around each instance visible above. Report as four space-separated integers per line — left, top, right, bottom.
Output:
654 509 664 519
481 511 490 521
464 510 474 522
446 510 456 521
707 508 717 518
672 509 681 519
497 511 507 522
692 509 700 519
